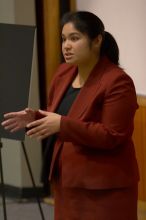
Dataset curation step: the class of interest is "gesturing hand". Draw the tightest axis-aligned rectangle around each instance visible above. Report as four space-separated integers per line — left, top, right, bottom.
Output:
1 108 36 132
26 110 61 140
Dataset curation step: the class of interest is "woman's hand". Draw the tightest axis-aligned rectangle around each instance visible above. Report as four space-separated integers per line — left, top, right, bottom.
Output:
1 108 36 132
26 110 61 140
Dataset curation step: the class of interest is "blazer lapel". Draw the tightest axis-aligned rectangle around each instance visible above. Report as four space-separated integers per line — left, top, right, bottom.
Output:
68 57 108 118
49 65 77 112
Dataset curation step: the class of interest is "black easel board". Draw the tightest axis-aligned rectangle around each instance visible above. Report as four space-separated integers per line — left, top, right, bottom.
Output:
0 23 36 141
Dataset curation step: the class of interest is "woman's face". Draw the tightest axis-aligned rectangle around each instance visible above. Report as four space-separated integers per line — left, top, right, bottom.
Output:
62 22 97 65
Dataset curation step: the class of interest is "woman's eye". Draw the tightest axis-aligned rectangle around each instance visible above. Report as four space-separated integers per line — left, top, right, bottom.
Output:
71 36 79 41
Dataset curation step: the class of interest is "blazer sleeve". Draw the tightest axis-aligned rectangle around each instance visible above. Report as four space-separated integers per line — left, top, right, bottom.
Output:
59 73 138 149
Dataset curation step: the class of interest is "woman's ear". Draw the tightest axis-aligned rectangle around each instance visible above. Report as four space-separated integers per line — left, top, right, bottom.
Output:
93 34 103 48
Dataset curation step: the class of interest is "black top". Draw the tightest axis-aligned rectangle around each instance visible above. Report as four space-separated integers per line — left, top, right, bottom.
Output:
56 85 81 115
41 85 81 183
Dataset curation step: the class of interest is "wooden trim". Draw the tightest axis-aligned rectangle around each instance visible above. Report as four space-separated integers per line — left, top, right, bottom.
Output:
133 95 146 201
42 0 61 89
70 0 76 11
137 95 146 106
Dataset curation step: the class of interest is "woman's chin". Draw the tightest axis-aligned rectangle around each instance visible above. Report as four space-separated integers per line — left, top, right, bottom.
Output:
65 59 76 65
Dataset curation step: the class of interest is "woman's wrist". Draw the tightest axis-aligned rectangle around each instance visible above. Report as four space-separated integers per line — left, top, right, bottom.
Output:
56 115 61 132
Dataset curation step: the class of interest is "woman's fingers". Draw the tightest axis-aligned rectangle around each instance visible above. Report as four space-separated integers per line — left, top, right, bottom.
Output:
1 110 36 133
26 118 43 128
3 112 16 118
1 118 16 126
26 123 44 135
38 110 48 116
27 127 51 139
10 126 22 133
4 122 17 130
2 119 22 132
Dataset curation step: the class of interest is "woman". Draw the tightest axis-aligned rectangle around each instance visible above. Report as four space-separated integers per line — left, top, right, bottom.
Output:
1 11 139 220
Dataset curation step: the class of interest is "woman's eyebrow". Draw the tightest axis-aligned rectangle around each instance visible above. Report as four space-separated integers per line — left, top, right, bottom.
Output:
62 32 80 37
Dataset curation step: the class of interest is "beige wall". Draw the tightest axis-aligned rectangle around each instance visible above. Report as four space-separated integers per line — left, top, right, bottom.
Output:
77 0 146 96
0 0 15 23
0 0 42 188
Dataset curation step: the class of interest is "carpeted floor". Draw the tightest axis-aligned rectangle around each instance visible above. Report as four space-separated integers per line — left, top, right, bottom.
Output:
0 198 54 220
0 198 146 220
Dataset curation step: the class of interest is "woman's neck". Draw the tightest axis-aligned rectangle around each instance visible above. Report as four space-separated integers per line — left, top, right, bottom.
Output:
72 56 99 88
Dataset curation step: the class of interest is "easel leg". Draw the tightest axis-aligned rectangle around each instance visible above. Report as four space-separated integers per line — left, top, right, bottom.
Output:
0 140 7 220
21 141 45 220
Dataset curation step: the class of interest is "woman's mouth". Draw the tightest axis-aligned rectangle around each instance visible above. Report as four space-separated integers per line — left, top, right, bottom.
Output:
64 53 73 59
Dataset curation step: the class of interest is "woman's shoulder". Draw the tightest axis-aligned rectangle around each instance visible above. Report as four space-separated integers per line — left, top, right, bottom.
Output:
103 60 134 85
98 58 136 94
99 56 133 83
103 64 136 95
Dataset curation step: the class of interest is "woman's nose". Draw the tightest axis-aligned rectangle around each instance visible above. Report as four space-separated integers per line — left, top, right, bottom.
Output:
64 40 72 49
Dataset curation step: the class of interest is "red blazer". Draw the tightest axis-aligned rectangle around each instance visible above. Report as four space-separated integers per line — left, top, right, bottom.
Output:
47 56 139 189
